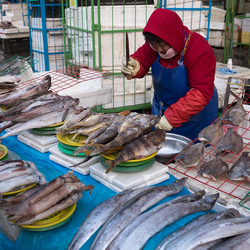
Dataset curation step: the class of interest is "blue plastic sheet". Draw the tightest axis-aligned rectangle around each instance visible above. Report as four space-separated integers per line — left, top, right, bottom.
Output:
0 134 215 250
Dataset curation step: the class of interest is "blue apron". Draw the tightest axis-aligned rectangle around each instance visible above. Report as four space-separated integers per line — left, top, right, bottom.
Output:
151 32 218 141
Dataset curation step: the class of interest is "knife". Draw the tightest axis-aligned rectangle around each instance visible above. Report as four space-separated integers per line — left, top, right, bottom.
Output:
126 32 132 80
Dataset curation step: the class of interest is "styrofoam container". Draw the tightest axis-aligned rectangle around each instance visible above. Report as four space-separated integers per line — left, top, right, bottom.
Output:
30 18 63 29
203 6 226 23
2 3 27 10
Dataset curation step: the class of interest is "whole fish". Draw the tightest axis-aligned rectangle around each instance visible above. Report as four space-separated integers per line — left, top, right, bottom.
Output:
198 120 224 145
0 172 47 194
67 186 153 250
0 75 52 107
227 151 250 182
175 141 207 167
198 155 229 180
75 114 103 127
105 129 166 173
0 160 25 172
106 193 219 250
16 191 84 225
91 181 199 250
155 208 241 250
214 128 243 154
164 216 250 250
83 125 108 146
220 98 246 125
87 114 160 156
0 107 73 139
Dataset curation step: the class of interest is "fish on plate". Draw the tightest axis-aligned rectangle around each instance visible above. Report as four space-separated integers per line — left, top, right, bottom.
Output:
219 98 247 125
198 120 224 145
214 128 243 154
175 141 207 167
197 155 229 180
105 129 166 173
227 151 250 182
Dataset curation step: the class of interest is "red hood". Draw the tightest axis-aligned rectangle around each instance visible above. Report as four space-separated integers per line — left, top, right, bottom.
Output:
143 9 185 54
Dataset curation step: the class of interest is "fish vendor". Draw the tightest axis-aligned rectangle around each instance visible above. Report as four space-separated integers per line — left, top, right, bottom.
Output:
121 8 218 141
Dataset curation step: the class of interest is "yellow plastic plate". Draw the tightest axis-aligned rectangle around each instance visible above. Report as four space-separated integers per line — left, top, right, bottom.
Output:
3 183 37 196
57 133 87 146
101 151 158 163
19 203 76 231
0 144 8 160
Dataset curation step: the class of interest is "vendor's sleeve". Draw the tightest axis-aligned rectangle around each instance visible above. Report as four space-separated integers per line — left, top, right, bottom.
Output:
164 88 208 128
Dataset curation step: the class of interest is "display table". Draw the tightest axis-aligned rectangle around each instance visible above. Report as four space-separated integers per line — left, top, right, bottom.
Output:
0 134 210 250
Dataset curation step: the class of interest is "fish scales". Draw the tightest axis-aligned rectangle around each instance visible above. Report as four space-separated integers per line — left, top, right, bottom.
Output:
106 193 219 250
90 178 187 250
164 216 250 250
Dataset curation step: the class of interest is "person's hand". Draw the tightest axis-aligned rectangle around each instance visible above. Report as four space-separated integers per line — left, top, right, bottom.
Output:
121 57 140 79
155 116 173 131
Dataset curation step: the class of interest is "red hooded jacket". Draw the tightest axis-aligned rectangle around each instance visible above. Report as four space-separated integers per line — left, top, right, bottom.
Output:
131 9 216 128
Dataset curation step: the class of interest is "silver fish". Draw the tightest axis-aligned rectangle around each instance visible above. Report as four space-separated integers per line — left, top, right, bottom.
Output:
90 178 187 250
155 208 241 250
175 141 207 167
107 193 219 250
83 125 108 146
75 114 103 127
198 155 229 180
164 216 250 250
67 186 155 250
0 160 25 172
0 75 51 107
227 151 250 182
106 129 166 173
220 98 246 125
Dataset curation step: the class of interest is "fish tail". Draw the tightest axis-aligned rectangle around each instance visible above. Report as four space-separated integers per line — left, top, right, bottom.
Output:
106 160 116 174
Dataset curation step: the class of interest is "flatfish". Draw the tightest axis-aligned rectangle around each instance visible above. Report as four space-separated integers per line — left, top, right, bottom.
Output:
227 151 250 182
214 128 243 154
198 155 229 180
198 120 224 145
175 141 207 167
220 98 246 125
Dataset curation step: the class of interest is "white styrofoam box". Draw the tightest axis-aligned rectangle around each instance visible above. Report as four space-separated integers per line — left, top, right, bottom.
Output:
5 9 28 17
18 26 29 33
70 33 93 52
182 14 206 30
69 50 94 67
2 15 28 23
0 28 19 34
0 32 29 39
2 3 27 11
31 30 64 47
203 6 226 23
205 22 238 31
20 62 35 82
238 104 250 144
208 37 223 47
30 17 63 29
103 89 152 109
235 18 243 29
103 74 152 94
49 144 100 175
89 161 169 191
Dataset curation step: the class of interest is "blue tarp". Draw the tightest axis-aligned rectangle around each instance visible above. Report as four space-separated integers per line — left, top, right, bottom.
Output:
0 135 212 250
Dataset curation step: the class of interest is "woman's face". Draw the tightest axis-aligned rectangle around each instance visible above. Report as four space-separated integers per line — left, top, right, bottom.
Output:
149 41 171 54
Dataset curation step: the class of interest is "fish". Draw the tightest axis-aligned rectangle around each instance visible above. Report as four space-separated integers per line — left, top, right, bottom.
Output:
0 107 74 139
0 82 17 89
0 160 25 172
219 98 247 125
155 208 241 250
5 56 30 76
214 128 243 154
74 114 103 127
105 129 166 173
90 178 188 250
0 171 47 194
0 75 21 83
16 191 84 225
227 151 250 181
10 182 94 223
106 193 219 250
198 155 229 180
67 186 154 250
82 125 108 146
210 231 250 249
86 113 160 156
0 75 51 107
198 120 224 145
163 216 250 250
0 57 20 75
175 141 207 167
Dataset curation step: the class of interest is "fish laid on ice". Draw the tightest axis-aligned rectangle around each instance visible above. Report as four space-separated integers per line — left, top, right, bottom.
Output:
214 128 243 154
227 151 250 182
175 141 207 167
198 120 224 145
0 172 47 194
90 178 188 250
105 129 166 173
198 155 229 180
164 216 250 250
0 75 51 107
106 193 219 250
219 98 247 125
155 208 241 250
